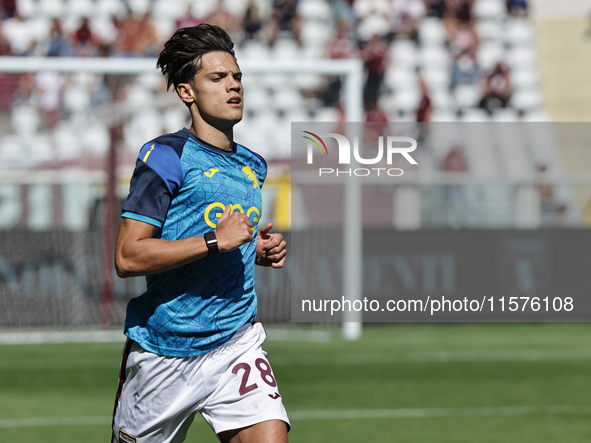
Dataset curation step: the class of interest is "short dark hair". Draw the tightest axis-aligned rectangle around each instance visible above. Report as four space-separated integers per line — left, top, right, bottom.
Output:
156 24 236 91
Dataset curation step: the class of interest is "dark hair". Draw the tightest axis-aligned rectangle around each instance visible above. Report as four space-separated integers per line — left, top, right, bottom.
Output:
156 24 236 91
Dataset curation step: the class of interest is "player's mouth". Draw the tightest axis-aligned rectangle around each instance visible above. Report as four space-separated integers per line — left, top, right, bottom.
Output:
227 96 242 107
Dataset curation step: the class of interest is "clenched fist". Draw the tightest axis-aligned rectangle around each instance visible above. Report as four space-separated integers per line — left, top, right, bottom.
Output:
256 223 287 268
215 205 253 252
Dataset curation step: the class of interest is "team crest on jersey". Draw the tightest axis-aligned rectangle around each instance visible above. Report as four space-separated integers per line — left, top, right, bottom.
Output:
118 429 137 443
242 166 260 189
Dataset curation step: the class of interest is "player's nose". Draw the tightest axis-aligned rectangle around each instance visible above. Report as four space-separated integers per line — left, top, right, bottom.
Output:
227 77 241 92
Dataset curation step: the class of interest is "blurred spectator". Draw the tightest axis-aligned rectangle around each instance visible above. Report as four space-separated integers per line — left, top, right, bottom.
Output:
0 68 18 122
416 77 432 123
1 8 36 56
449 20 478 55
0 26 11 55
114 9 141 56
535 164 553 206
365 99 389 122
536 164 567 227
360 33 389 106
0 0 16 19
506 0 528 18
364 99 389 141
441 145 469 226
269 0 302 47
318 20 358 106
97 42 114 58
415 77 432 145
205 0 241 38
479 61 512 114
326 20 358 59
454 0 474 23
91 45 123 106
35 69 65 129
115 9 159 57
312 79 341 107
389 0 426 42
176 5 203 30
45 18 72 57
136 11 160 57
13 72 34 104
451 46 480 88
443 0 474 41
425 0 447 18
73 17 97 57
92 42 128 141
242 0 264 42
442 145 467 171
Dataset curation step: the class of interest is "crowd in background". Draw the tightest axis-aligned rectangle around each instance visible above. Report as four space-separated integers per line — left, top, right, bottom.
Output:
1 0 566 228
0 0 530 131
0 3 160 57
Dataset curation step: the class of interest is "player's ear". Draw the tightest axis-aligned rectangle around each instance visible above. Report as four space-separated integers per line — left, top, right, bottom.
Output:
177 83 195 106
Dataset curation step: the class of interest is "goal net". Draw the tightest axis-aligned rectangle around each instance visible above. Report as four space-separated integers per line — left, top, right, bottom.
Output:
0 56 364 334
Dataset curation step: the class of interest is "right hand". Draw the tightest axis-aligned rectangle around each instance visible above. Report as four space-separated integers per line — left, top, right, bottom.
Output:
214 204 253 252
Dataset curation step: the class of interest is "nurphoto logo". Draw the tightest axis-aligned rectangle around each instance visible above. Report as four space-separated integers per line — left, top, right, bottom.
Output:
301 131 418 177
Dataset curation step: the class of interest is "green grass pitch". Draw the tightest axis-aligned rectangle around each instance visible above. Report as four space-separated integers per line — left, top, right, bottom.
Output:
1 323 590 442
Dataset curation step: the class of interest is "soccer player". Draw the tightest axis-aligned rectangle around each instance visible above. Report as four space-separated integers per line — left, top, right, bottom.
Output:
111 24 289 443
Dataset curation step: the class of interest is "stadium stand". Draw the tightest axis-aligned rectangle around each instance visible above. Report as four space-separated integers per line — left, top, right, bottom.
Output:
0 0 574 230
0 3 545 118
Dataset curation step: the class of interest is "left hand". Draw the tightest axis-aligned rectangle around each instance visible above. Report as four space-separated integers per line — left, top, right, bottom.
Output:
256 223 287 268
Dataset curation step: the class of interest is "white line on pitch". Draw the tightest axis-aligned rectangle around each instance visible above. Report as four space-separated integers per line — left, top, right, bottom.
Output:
2 348 591 371
0 328 332 345
270 348 591 366
3 405 591 429
0 416 111 429
288 405 591 421
0 330 126 345
265 328 332 343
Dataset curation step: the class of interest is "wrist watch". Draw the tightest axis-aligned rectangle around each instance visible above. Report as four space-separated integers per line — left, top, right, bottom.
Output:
204 231 219 256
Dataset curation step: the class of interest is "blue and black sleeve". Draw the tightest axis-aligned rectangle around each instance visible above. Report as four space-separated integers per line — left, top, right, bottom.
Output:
122 141 184 228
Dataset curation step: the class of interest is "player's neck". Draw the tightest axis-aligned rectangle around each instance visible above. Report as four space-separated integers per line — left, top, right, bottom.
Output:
189 121 234 151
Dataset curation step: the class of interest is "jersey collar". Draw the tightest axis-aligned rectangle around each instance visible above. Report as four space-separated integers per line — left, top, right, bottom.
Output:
182 128 237 155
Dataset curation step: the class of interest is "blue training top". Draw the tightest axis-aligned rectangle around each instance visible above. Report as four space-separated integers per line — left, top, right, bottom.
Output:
121 128 267 357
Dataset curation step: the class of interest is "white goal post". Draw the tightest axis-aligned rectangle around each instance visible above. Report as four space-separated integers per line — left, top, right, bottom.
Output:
0 56 365 340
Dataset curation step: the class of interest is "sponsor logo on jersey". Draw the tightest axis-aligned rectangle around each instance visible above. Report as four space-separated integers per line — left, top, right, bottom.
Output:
204 202 260 229
269 392 282 400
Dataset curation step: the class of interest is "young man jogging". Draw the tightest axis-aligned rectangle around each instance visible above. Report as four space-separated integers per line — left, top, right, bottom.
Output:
112 24 289 443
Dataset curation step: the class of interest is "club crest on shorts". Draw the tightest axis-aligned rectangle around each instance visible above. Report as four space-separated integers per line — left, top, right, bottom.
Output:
118 429 137 443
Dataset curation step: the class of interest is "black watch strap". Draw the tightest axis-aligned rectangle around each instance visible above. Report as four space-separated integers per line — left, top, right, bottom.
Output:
204 231 219 256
